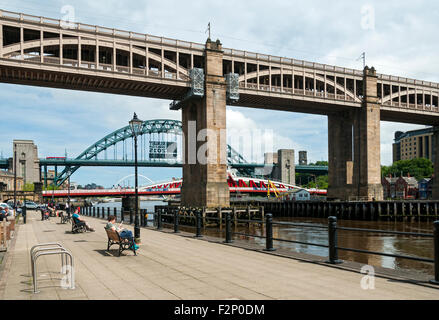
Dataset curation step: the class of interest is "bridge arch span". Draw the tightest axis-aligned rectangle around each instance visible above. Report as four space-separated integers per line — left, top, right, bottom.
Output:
53 119 248 186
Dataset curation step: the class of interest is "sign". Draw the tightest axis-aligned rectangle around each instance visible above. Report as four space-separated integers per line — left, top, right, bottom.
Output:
149 141 177 160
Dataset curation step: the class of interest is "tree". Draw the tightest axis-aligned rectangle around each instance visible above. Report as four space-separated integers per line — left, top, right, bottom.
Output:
22 183 34 191
382 158 433 181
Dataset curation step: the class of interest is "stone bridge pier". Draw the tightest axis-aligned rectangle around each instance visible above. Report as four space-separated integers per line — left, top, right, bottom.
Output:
328 67 383 201
181 39 230 208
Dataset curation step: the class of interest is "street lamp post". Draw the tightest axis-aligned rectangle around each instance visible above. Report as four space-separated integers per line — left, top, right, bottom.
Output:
129 112 143 243
67 167 71 216
13 143 16 209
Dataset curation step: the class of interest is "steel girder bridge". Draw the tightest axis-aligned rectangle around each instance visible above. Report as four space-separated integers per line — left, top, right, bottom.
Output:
36 119 328 187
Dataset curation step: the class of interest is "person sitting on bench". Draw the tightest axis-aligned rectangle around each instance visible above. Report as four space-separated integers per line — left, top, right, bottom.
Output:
105 215 139 250
72 207 95 232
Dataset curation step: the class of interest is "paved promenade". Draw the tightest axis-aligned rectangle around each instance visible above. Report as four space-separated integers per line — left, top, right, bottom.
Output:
0 211 438 300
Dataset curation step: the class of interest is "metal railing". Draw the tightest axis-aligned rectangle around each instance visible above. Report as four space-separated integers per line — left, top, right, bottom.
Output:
152 208 439 284
79 204 439 284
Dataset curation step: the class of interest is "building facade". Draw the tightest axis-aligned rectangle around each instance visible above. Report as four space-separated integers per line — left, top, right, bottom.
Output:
0 170 24 191
392 127 434 163
13 140 40 184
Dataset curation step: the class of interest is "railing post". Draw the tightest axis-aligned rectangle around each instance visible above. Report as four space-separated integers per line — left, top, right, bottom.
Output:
430 221 439 285
157 208 162 230
224 212 233 243
97 207 100 218
129 208 133 224
92 207 95 217
196 209 202 238
113 207 117 220
107 207 110 220
174 209 180 233
264 213 275 251
327 216 342 264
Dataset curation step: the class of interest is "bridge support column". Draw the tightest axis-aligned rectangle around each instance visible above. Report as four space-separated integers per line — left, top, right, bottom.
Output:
181 39 230 208
327 111 354 200
352 67 383 201
432 127 439 199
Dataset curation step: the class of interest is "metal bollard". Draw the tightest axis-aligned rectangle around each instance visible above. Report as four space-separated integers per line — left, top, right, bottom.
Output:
107 207 110 220
97 207 100 218
22 206 27 224
174 209 180 233
92 207 95 217
113 207 117 220
196 210 202 238
157 209 162 230
140 209 145 227
327 216 342 264
224 212 233 243
430 221 439 285
130 209 133 224
264 213 275 251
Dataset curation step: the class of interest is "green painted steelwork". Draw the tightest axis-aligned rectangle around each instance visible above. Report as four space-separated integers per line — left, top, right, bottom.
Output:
53 119 248 186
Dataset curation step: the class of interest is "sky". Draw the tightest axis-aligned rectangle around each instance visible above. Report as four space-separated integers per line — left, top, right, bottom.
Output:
0 0 436 187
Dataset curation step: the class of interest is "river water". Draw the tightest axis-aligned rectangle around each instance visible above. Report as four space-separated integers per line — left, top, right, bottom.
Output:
92 201 435 277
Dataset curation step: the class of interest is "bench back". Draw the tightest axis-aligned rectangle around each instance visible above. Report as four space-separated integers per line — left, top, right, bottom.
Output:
105 228 121 242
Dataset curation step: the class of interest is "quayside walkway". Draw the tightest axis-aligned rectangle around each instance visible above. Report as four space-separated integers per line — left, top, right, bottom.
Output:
0 211 438 300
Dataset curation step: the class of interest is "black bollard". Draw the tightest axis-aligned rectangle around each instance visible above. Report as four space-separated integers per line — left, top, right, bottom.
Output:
224 212 233 243
97 207 100 218
327 216 342 264
264 213 275 251
196 210 202 238
113 207 117 220
92 207 95 217
22 206 27 224
174 209 180 233
130 209 133 224
430 221 439 285
157 209 162 230
107 207 110 220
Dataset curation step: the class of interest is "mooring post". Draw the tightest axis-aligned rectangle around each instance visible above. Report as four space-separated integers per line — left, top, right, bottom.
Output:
92 207 95 217
157 208 162 230
224 211 233 243
196 209 202 238
264 213 275 252
327 216 342 264
430 221 439 285
174 209 180 233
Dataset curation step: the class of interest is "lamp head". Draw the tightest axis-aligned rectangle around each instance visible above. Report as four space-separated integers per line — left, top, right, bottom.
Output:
129 113 143 137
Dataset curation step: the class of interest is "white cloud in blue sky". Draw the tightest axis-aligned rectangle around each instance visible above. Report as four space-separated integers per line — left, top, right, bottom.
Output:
0 0 436 186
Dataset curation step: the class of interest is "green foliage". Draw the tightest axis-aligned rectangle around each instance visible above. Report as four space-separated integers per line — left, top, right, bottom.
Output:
22 183 34 191
309 161 328 166
44 185 60 191
382 158 433 181
306 175 328 189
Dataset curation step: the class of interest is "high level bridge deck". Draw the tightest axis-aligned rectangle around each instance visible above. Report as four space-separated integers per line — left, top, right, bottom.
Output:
0 9 438 124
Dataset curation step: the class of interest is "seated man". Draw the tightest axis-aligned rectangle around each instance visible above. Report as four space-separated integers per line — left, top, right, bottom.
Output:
105 215 139 250
72 207 95 232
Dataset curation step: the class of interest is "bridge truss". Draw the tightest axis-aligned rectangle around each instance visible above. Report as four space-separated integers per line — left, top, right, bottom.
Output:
50 119 251 186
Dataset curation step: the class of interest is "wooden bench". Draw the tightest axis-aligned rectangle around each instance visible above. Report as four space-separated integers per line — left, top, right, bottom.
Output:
105 228 137 257
71 218 87 234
